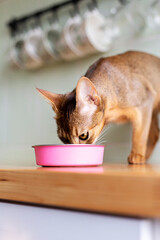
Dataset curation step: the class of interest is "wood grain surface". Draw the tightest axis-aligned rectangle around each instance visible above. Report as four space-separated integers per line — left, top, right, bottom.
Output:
1 164 160 217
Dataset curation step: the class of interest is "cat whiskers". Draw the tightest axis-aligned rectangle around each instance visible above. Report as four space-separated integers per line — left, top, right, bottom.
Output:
92 127 107 144
93 132 105 145
97 125 110 140
98 125 110 139
95 135 106 145
97 134 115 145
95 125 113 145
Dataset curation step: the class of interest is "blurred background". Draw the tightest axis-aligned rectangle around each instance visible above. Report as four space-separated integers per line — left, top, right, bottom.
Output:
1 0 160 166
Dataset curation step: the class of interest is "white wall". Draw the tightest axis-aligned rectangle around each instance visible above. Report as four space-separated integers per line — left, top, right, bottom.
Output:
0 0 160 166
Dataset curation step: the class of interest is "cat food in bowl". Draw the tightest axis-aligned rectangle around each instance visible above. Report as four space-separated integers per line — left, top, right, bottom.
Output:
32 144 104 166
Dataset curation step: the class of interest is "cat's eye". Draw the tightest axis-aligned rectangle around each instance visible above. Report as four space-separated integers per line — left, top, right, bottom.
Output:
79 132 89 141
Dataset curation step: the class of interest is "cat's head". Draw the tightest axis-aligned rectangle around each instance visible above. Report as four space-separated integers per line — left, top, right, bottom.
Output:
37 76 105 144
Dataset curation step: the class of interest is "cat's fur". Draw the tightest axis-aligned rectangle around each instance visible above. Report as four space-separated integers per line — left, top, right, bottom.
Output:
37 51 160 164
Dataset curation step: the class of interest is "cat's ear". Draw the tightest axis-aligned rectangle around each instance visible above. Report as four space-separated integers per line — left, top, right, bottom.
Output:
36 88 64 113
76 76 101 114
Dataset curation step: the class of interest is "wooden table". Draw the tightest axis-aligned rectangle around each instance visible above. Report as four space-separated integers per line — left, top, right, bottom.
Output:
1 164 160 240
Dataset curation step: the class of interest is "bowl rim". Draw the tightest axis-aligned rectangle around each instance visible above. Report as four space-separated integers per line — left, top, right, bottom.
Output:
32 144 105 148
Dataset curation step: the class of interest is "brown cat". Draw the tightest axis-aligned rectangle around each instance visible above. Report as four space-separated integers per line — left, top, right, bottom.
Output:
37 51 160 164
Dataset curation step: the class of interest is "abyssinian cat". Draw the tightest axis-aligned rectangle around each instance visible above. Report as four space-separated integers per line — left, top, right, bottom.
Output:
37 51 160 164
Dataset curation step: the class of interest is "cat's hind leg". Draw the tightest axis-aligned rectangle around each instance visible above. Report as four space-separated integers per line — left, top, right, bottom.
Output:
145 112 159 160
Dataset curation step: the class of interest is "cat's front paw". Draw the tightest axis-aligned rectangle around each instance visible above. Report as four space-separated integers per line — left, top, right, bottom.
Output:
128 151 146 164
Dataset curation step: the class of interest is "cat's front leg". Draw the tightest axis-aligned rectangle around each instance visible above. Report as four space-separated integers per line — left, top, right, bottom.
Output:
128 152 145 164
145 112 159 160
128 98 154 164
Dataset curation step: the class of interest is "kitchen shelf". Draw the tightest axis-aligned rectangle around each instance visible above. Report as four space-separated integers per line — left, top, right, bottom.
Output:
1 164 160 218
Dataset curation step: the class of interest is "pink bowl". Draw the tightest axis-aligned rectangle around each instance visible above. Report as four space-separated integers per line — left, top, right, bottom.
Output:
32 145 104 167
